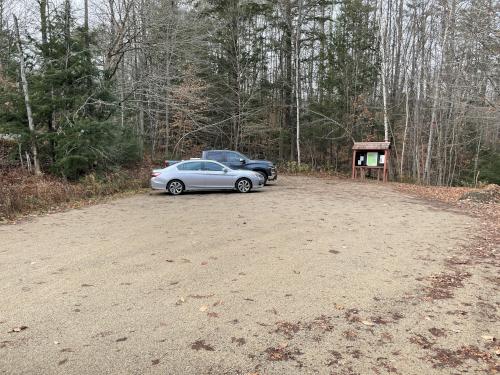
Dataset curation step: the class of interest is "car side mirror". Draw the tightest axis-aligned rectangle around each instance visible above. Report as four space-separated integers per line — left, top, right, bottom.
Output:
223 168 228 173
239 158 246 164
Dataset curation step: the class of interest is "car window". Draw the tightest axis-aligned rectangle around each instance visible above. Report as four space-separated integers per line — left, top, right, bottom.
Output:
206 151 225 162
226 152 242 162
203 162 224 171
177 161 203 171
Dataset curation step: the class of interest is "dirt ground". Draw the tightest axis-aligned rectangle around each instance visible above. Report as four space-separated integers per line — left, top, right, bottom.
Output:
0 176 498 375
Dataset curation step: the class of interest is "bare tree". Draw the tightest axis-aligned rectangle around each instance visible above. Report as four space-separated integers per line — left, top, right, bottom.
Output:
13 14 41 175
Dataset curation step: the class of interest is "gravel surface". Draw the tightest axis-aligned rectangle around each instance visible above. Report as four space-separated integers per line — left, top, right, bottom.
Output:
0 176 498 374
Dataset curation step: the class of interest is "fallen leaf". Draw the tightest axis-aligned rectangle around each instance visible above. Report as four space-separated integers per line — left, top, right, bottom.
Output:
152 359 160 365
200 305 208 312
8 326 28 333
481 335 495 342
191 339 214 351
58 358 68 366
361 320 375 326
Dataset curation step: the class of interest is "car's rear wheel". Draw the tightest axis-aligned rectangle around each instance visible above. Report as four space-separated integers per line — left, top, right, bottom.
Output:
256 171 268 185
236 178 252 193
167 180 184 195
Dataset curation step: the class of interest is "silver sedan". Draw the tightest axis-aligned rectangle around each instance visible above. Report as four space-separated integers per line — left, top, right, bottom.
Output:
150 160 265 195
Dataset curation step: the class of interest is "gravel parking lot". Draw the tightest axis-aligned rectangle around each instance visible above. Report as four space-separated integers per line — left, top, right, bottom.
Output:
0 176 498 374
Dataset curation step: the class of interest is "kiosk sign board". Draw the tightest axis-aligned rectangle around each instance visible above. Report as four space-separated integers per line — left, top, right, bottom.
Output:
352 141 391 182
367 152 378 167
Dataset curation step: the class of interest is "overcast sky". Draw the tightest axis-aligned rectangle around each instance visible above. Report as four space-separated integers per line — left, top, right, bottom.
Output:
3 0 108 34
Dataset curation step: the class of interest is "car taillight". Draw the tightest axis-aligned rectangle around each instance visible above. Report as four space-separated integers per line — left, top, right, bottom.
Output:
151 172 161 178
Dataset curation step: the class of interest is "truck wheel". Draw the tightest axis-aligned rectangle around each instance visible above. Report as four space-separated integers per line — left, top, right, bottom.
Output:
256 171 268 185
236 178 252 193
167 180 184 195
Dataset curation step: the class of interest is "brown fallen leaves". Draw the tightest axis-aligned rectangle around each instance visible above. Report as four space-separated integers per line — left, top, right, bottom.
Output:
274 321 300 339
393 183 480 204
430 345 497 369
231 337 246 346
265 343 302 361
191 340 214 351
425 271 472 300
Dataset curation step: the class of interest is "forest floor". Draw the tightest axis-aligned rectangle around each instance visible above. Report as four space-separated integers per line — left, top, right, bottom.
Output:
0 175 498 375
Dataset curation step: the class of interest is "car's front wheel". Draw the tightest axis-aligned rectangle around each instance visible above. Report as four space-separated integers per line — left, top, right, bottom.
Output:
236 178 252 193
167 179 184 195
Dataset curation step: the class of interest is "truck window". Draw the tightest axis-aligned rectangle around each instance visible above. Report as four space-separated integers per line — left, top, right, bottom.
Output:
206 151 225 162
226 152 242 162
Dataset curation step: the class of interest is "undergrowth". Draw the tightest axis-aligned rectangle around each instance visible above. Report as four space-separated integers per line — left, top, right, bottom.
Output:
0 165 150 221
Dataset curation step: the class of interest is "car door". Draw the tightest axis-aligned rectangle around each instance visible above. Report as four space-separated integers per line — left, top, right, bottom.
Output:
176 161 205 189
202 161 235 189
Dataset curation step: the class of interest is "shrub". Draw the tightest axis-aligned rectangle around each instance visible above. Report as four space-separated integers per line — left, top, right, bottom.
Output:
52 120 141 179
0 164 150 220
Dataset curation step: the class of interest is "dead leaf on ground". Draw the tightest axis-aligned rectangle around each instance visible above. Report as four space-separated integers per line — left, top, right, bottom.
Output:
231 337 246 346
481 335 496 342
58 358 68 366
199 305 208 312
361 320 375 326
264 345 302 361
189 294 214 299
8 326 28 333
191 339 214 351
175 297 186 305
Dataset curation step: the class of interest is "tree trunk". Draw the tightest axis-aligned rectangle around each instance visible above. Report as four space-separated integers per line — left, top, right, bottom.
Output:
423 15 449 184
295 0 303 165
14 15 41 175
378 2 390 143
400 80 409 178
282 0 294 160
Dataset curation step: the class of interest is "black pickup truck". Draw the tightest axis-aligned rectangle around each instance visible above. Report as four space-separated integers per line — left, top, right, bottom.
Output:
165 150 277 184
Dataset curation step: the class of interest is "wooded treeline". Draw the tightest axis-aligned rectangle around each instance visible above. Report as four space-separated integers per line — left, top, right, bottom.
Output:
0 0 498 184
